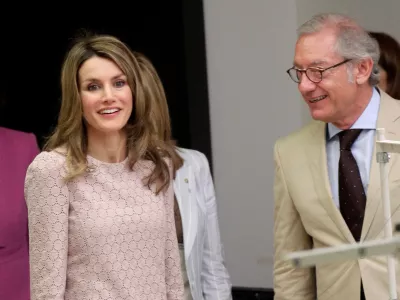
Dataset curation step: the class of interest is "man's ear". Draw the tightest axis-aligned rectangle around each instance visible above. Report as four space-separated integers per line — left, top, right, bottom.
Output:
355 58 373 85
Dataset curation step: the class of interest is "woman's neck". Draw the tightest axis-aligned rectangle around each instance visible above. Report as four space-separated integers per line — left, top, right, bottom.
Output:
87 129 128 163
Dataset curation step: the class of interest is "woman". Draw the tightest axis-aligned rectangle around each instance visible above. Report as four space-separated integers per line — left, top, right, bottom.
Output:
173 148 233 300
0 126 39 300
24 34 184 300
137 53 232 299
369 31 400 99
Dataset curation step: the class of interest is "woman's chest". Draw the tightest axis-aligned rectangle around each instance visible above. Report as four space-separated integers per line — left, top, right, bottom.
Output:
68 171 167 239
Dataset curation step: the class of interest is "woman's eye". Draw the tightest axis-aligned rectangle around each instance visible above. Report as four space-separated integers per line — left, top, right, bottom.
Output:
115 80 125 88
88 84 99 91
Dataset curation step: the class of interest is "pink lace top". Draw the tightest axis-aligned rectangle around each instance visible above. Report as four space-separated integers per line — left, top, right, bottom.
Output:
24 150 183 300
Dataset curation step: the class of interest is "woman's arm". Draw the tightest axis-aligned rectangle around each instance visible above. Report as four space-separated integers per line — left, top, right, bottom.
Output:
24 152 69 300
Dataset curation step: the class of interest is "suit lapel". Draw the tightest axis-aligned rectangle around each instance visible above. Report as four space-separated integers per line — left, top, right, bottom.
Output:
362 91 399 240
306 122 355 242
173 163 198 259
306 91 400 242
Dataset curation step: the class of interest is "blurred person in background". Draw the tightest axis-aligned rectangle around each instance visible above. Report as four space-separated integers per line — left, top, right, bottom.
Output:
139 51 232 300
369 31 400 99
0 92 40 300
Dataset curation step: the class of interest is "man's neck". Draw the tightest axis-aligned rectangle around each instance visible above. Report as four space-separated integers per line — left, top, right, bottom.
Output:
332 86 374 130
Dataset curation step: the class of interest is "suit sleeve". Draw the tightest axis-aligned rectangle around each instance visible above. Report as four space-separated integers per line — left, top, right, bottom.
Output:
198 152 233 300
24 152 69 300
273 141 315 300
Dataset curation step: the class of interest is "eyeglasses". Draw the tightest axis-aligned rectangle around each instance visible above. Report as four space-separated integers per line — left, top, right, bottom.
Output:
286 59 351 83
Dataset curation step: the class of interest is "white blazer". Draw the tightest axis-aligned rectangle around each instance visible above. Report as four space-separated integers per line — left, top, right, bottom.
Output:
173 147 232 300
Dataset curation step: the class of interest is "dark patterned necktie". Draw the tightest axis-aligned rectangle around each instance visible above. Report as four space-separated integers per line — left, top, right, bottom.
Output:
338 129 366 242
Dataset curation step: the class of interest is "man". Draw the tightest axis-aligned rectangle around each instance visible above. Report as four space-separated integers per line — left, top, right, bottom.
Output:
273 13 400 300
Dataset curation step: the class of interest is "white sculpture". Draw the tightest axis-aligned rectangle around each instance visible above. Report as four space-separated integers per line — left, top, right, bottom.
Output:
284 128 400 300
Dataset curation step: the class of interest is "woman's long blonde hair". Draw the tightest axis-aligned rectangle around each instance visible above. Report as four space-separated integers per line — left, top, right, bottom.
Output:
45 33 183 194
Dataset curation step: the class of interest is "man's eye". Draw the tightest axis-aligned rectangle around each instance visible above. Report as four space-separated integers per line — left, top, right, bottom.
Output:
309 69 321 74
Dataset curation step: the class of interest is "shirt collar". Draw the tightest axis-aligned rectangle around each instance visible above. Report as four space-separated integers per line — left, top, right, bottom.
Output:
327 87 380 140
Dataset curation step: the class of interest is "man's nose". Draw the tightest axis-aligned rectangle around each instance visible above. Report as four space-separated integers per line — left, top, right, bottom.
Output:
298 73 317 93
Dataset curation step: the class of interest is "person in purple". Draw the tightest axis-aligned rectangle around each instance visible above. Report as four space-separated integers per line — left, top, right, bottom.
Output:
0 126 39 299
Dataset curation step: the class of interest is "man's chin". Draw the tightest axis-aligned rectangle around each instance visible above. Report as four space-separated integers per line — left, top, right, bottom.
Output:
309 108 332 123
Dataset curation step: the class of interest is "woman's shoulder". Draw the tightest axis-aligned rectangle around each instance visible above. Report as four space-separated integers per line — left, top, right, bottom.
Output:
28 148 67 175
176 147 209 169
24 149 69 199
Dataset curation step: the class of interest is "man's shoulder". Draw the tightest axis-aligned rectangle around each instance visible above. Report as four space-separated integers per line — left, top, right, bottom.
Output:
275 120 324 150
380 90 400 116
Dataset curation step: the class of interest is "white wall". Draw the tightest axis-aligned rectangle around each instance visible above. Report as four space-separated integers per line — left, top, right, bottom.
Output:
297 0 400 43
296 0 362 26
203 0 400 288
350 0 400 42
203 0 301 288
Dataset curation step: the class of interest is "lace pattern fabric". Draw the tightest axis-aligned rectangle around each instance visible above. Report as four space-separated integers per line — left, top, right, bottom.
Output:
24 151 183 300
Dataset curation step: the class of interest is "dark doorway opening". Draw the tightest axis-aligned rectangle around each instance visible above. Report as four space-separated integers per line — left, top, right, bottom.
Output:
0 1 212 167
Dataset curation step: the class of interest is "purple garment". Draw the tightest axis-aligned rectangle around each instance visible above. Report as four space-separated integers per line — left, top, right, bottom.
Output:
0 127 39 300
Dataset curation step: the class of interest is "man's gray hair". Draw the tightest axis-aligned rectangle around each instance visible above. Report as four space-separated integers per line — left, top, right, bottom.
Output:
298 13 380 86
